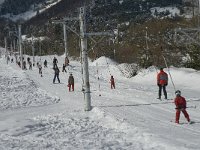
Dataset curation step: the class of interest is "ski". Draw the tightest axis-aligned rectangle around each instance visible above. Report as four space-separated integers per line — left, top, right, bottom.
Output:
170 120 195 125
157 98 173 101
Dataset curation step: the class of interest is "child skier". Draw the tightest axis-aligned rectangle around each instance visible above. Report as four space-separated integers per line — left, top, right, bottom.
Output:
110 75 115 89
68 73 74 91
38 63 43 77
174 90 190 124
62 64 67 72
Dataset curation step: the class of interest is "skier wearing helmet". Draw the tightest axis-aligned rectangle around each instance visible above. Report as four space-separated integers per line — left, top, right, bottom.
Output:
174 90 190 124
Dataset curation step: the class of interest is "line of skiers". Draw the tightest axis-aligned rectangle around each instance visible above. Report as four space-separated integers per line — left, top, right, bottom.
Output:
52 57 74 92
157 68 190 124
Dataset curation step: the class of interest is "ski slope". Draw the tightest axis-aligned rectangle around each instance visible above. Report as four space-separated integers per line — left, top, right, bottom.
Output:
0 52 200 150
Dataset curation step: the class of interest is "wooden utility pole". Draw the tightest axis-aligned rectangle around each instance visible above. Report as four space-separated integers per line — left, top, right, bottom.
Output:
18 24 23 69
4 37 8 64
63 23 68 57
52 21 69 57
31 35 35 65
52 7 114 111
79 7 91 111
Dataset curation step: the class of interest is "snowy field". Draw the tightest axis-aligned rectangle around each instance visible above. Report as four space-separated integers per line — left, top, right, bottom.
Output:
0 50 200 149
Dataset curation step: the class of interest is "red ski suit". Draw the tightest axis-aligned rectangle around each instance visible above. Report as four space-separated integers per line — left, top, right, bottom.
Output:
68 75 74 91
174 96 190 123
110 77 115 89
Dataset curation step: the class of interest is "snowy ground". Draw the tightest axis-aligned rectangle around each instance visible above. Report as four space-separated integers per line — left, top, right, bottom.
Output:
0 52 200 150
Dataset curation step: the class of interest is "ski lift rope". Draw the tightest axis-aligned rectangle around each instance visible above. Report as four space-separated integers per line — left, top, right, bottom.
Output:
162 55 176 92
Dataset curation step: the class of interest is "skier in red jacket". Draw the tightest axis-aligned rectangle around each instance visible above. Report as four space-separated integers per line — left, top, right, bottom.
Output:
110 75 115 89
174 90 190 124
157 68 168 99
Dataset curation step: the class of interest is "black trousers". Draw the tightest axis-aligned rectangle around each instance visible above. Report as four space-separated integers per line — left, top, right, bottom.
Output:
158 85 167 99
53 74 60 83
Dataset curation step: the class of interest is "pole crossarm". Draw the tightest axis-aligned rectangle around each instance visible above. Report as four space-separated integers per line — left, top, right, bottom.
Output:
86 32 114 50
175 28 200 47
52 17 80 57
88 36 106 52
52 17 79 24
176 28 200 32
86 32 114 37
174 27 200 46
9 31 19 38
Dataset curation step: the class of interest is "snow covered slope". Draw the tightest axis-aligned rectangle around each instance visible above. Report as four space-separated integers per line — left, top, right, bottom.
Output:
0 53 200 150
0 0 62 22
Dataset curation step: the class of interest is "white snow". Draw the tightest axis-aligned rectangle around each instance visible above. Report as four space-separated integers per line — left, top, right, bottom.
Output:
151 7 180 18
22 35 49 42
0 0 5 5
0 50 200 150
0 0 62 22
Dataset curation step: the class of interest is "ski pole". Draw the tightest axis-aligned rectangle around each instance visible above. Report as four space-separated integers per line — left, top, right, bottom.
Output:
162 55 176 92
175 106 197 109
186 106 197 109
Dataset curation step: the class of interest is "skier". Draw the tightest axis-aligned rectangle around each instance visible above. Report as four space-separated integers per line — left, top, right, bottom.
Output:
174 90 190 124
38 62 43 77
53 57 58 69
28 61 32 70
23 60 27 70
157 68 168 99
68 73 74 91
44 60 47 68
53 66 60 83
110 75 115 89
27 57 30 63
65 56 69 66
62 64 67 72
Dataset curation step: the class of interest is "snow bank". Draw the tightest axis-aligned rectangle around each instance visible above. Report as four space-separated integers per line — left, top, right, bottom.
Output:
0 62 60 110
91 56 117 66
151 7 180 18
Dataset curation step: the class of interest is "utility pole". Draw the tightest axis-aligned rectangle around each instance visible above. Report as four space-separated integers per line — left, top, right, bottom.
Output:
52 21 69 57
38 37 42 61
4 37 8 64
10 41 13 54
18 24 23 69
63 23 68 57
145 26 149 63
198 0 200 27
31 35 35 66
79 7 91 111
13 39 16 52
51 7 114 111
79 7 113 111
173 1 200 47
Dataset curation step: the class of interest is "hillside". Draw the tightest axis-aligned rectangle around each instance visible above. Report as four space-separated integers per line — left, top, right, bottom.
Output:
0 49 200 149
1 0 200 70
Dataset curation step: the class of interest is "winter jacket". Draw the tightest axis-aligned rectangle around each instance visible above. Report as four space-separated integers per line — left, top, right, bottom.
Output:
53 58 58 64
65 57 69 65
54 68 60 75
157 70 168 85
68 75 74 84
110 77 115 83
174 96 187 109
